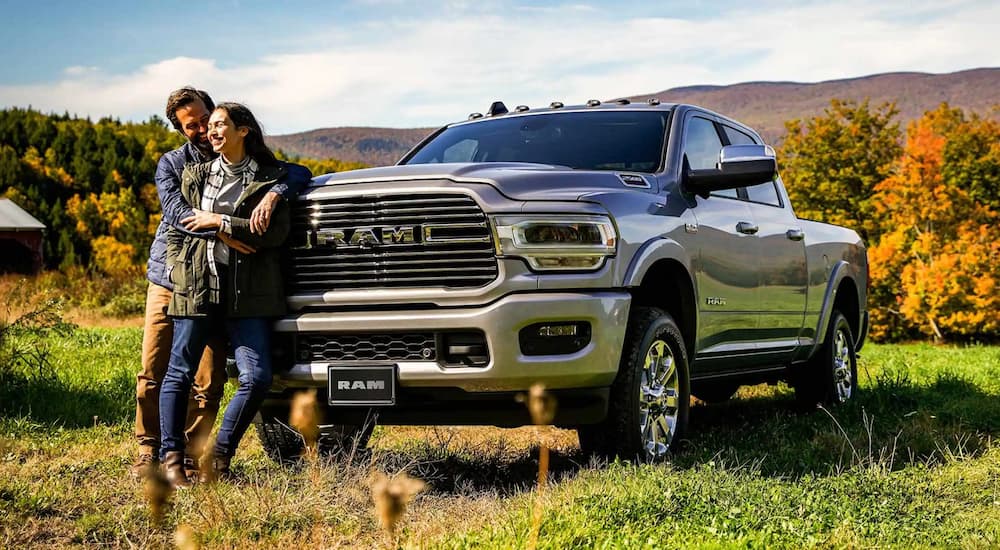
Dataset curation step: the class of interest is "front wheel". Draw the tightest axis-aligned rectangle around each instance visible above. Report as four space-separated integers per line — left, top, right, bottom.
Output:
254 410 375 464
578 307 690 461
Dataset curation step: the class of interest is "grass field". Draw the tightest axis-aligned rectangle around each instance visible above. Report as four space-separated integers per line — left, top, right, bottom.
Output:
1 325 998 548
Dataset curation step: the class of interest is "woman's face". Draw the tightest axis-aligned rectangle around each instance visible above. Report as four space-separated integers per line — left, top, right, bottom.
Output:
207 108 249 159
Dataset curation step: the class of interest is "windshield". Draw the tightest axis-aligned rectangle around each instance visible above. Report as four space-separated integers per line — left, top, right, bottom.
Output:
404 110 669 172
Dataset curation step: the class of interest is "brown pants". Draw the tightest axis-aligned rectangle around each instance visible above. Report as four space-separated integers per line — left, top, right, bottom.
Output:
135 283 227 458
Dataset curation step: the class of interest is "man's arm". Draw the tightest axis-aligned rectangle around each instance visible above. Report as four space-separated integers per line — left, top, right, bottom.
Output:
249 162 313 234
156 154 215 238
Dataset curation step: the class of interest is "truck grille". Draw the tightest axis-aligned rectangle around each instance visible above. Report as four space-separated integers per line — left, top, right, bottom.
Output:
299 333 436 362
287 193 498 292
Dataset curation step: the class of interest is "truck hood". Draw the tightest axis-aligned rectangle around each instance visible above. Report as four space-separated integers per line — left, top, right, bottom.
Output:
310 162 653 201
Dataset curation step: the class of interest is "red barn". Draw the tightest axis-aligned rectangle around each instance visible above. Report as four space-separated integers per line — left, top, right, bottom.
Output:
0 199 45 273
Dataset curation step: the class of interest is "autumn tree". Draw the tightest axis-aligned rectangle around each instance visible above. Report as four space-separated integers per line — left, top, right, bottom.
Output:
868 104 1000 341
780 99 902 243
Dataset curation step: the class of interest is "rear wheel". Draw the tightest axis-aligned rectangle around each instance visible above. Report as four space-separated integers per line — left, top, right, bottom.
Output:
578 306 690 461
794 310 857 407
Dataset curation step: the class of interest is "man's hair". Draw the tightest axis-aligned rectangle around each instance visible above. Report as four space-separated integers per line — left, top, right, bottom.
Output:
165 87 215 131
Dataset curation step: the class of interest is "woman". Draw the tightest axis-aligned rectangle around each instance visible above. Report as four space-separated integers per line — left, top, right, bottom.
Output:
158 102 291 488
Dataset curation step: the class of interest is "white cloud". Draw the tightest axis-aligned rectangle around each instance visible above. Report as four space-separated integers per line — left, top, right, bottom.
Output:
0 0 997 133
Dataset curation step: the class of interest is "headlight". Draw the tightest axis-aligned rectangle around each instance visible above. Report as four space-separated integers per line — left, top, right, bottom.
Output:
492 215 617 271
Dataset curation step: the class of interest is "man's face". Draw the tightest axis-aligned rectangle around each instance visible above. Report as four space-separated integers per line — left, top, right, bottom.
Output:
174 99 211 153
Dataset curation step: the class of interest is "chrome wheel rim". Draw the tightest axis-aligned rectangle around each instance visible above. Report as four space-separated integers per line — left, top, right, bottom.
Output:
638 339 679 459
832 327 853 403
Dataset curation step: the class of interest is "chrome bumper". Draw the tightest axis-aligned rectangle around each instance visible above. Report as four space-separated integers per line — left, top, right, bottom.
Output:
273 292 631 392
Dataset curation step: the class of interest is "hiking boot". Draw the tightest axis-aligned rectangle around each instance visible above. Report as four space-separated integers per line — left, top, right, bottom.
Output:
199 455 233 484
162 451 193 490
129 452 159 480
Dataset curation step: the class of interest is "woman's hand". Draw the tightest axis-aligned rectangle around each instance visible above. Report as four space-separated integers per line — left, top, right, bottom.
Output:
182 209 222 231
250 191 281 235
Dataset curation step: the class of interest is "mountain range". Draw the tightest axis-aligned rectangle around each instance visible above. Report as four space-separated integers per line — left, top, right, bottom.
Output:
266 67 999 167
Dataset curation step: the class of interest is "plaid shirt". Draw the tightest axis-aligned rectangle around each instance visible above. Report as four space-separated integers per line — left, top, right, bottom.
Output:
200 156 258 304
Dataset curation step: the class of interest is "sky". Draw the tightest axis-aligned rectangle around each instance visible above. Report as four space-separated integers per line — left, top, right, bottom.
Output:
0 0 997 134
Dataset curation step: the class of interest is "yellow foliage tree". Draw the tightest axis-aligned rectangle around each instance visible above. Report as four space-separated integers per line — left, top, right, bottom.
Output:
91 235 141 279
869 104 1000 340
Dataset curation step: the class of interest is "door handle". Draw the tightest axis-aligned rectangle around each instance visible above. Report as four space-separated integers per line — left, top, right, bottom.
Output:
736 221 759 235
786 228 805 241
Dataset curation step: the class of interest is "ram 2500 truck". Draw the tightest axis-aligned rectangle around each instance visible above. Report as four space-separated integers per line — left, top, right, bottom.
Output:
254 100 869 462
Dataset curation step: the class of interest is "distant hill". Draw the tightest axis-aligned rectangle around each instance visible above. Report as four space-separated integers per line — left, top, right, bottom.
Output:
626 67 1000 143
268 68 1000 166
268 126 435 167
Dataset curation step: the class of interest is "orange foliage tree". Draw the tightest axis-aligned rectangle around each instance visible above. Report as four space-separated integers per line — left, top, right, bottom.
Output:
868 104 1000 341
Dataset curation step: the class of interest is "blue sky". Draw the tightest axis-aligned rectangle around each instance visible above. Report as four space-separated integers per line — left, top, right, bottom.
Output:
0 0 997 133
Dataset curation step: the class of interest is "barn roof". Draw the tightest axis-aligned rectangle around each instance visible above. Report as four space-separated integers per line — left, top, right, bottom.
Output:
0 199 46 231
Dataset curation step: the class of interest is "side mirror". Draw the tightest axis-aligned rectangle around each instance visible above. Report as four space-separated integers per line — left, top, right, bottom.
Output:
684 144 777 196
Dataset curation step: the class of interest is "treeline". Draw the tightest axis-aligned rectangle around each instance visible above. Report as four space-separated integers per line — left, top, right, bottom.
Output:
0 108 366 277
781 100 1000 342
3 104 999 342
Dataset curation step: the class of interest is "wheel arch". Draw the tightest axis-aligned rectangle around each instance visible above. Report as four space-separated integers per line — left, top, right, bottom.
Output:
627 254 698 360
811 261 864 358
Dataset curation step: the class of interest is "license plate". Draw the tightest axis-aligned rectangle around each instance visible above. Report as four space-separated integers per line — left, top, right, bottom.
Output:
328 365 396 406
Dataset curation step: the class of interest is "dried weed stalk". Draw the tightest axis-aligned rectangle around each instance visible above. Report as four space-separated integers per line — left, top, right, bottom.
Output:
174 523 199 550
519 383 557 550
142 464 172 527
290 389 321 455
370 471 427 539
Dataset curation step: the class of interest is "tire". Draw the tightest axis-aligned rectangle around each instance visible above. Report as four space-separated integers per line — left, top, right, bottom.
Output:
577 306 690 461
254 410 375 464
692 382 740 404
794 310 858 408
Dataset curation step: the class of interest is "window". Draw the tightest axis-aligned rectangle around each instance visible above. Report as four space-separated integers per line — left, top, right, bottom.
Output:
442 139 477 163
684 117 723 170
746 181 781 207
723 125 756 146
406 111 668 172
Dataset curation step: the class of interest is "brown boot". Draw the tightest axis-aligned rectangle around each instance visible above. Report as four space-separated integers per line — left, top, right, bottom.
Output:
162 451 193 490
199 455 232 484
129 451 159 480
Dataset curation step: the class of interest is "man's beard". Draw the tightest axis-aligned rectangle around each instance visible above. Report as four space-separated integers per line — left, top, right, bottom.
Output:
192 135 215 156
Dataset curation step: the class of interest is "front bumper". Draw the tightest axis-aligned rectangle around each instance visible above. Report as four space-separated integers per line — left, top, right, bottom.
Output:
273 291 631 392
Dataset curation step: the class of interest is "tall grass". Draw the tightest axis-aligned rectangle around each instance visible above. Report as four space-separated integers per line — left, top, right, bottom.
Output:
1 328 998 548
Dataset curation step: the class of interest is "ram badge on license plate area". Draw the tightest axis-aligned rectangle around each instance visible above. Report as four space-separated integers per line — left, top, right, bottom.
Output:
328 365 396 406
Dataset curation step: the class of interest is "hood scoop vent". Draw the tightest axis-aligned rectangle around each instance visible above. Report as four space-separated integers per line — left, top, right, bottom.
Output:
618 173 651 188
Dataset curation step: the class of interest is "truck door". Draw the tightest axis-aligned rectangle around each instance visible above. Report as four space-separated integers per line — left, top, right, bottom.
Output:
683 115 761 363
721 125 808 361
745 179 807 359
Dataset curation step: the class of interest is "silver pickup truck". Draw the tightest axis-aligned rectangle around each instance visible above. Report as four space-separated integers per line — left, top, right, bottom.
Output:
255 100 869 462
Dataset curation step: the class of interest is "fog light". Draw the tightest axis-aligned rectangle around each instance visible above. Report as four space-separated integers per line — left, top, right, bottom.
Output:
519 322 591 356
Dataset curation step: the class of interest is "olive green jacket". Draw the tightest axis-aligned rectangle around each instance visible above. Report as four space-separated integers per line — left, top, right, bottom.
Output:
165 160 291 318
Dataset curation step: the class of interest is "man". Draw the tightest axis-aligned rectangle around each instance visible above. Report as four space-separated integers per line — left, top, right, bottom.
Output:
132 86 311 478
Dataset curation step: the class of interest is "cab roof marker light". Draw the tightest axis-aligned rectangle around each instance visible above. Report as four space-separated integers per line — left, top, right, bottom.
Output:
468 112 483 120
587 99 601 107
647 98 661 106
515 105 530 112
615 98 631 105
488 101 509 116
550 101 564 109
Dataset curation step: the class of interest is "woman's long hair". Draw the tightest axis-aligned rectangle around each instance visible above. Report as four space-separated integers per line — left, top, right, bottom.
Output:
215 102 278 166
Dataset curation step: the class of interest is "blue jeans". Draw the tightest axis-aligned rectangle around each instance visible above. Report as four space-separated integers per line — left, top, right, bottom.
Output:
159 312 273 459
